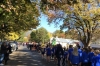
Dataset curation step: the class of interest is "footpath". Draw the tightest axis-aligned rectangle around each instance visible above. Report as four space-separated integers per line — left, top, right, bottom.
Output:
5 45 56 66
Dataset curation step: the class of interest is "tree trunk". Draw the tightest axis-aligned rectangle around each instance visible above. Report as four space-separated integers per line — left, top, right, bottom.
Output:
82 41 87 48
81 38 91 48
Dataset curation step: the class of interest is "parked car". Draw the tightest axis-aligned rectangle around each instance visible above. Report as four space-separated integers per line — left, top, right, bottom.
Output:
9 41 18 51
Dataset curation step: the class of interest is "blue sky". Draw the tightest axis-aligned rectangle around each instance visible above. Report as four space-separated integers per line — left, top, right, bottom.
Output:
37 15 61 33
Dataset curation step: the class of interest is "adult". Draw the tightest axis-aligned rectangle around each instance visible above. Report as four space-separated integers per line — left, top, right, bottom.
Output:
1 42 9 65
55 44 64 66
8 43 12 54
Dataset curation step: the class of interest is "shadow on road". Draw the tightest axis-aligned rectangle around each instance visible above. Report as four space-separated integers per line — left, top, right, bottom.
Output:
6 49 42 66
6 46 56 66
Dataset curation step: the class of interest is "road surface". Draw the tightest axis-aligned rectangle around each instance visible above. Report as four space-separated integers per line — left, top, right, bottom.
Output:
6 45 56 66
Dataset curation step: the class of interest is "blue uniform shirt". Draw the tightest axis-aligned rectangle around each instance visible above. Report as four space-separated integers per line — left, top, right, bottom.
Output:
68 48 73 60
92 55 100 66
70 53 81 65
46 47 51 55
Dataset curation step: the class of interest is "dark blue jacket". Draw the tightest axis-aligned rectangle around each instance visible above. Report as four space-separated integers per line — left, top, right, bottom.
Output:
92 55 100 66
55 47 64 58
46 47 51 55
68 48 73 60
88 52 94 62
82 51 89 63
63 51 68 58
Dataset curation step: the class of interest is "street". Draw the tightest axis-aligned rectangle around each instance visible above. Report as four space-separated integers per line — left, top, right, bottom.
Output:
6 45 56 66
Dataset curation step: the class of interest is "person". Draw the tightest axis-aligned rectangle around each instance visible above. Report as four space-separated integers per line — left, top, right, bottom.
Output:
55 44 64 66
81 48 89 66
51 45 55 59
41 45 45 59
1 42 9 65
92 50 100 66
8 43 12 54
29 42 33 50
88 48 94 66
77 46 82 63
70 46 81 66
46 45 51 62
68 45 73 66
62 49 68 66
0 52 4 65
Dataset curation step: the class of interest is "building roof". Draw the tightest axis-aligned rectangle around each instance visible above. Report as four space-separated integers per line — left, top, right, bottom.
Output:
50 37 79 44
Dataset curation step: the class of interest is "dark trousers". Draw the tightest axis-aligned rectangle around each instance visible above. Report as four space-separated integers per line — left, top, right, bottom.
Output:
51 53 54 59
81 63 88 66
29 45 32 50
9 49 12 54
4 53 9 64
57 57 61 66
88 62 91 66
62 58 65 66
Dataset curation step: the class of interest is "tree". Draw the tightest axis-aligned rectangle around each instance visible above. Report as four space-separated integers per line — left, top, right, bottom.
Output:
48 32 52 38
5 32 19 41
53 30 65 38
92 28 100 42
30 27 50 43
65 29 78 39
0 0 40 40
40 0 100 47
30 30 37 42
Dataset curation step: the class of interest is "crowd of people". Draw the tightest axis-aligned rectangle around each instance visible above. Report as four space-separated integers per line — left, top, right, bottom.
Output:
29 43 100 66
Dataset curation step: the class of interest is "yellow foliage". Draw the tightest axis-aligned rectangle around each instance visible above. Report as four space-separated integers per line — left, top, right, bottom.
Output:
23 37 28 42
48 32 52 38
6 32 19 40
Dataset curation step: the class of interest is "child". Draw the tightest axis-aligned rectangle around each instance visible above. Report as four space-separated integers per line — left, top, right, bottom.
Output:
46 45 51 62
70 46 81 66
88 48 94 66
41 47 45 59
92 50 100 66
62 49 68 66
81 48 89 66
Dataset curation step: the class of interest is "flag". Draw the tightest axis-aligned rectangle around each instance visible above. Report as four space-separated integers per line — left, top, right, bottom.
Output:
52 38 56 45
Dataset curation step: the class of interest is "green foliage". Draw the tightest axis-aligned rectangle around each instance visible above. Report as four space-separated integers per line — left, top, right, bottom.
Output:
30 27 50 43
30 30 37 42
0 0 40 39
17 31 26 42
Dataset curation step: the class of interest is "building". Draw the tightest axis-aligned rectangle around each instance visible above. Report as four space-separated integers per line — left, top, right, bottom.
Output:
50 37 84 48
